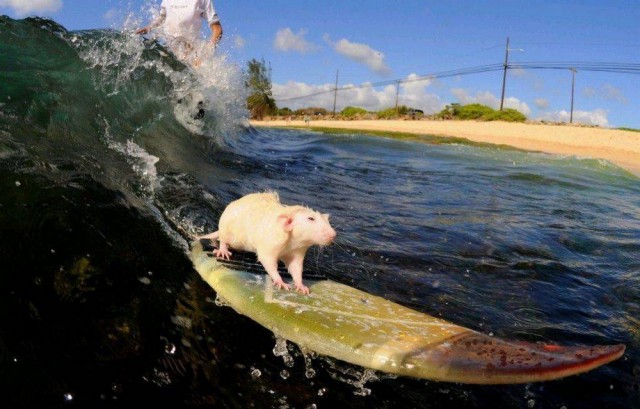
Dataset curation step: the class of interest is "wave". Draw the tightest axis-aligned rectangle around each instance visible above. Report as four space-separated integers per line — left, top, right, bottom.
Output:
0 16 246 211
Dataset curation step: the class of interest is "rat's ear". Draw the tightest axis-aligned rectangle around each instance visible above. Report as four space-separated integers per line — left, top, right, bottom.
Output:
277 214 294 232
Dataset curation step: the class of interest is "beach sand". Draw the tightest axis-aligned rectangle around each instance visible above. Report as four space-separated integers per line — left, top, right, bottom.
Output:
251 119 640 177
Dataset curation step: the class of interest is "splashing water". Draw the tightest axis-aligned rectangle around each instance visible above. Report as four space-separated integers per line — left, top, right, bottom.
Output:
273 336 295 368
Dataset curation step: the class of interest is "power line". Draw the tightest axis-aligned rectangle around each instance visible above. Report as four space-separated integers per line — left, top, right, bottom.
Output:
274 64 504 102
273 61 640 104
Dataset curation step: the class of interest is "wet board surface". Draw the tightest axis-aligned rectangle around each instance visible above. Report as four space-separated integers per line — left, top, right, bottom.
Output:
190 241 625 384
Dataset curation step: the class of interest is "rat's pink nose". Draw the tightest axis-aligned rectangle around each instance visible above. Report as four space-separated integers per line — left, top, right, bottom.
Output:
327 229 337 242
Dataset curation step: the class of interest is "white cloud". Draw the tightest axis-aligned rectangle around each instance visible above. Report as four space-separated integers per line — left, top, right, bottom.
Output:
273 28 316 53
509 67 544 91
400 74 443 113
583 84 627 104
0 0 62 15
273 81 390 111
583 87 597 99
451 88 531 116
324 35 391 76
536 109 609 127
510 67 527 77
272 74 443 113
534 98 549 110
601 84 627 104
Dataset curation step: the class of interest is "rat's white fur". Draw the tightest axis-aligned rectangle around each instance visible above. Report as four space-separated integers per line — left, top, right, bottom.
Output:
198 192 336 294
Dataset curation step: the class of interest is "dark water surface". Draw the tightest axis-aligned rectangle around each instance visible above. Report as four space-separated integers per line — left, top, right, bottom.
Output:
1 17 639 409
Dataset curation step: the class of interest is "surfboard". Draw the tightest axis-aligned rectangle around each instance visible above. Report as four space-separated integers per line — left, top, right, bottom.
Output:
190 240 625 384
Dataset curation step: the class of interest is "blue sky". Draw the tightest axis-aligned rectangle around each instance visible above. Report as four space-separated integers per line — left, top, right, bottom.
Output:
2 0 640 128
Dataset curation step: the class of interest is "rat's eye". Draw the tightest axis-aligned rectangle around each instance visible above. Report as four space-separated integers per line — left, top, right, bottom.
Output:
307 216 316 221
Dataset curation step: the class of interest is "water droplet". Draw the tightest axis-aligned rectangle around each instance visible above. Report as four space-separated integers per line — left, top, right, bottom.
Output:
15 181 21 187
317 387 327 396
527 399 535 408
63 393 74 401
138 277 151 285
250 368 262 379
353 387 371 397
273 337 295 367
170 315 192 329
280 369 290 379
164 343 177 354
305 368 316 379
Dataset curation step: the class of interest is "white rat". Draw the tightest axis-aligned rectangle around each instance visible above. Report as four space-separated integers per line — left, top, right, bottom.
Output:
197 192 337 294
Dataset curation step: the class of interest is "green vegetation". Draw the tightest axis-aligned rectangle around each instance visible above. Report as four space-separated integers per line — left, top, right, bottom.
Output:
617 127 640 133
488 108 527 122
436 103 526 122
340 106 368 118
377 105 410 119
295 107 328 115
246 58 276 119
277 107 293 116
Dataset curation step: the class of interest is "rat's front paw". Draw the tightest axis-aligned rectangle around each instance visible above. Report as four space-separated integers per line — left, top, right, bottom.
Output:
294 282 310 295
273 279 291 291
214 248 232 260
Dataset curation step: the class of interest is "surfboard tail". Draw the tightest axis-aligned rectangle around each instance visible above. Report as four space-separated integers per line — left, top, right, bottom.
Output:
405 331 625 384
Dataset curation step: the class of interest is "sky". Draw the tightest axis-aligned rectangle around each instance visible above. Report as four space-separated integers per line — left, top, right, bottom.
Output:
2 0 640 128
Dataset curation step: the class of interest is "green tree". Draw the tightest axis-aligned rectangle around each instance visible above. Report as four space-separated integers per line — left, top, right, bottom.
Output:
277 107 293 116
246 58 277 119
340 106 368 118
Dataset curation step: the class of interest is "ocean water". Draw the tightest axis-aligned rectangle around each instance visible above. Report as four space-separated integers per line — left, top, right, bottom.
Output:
1 17 639 409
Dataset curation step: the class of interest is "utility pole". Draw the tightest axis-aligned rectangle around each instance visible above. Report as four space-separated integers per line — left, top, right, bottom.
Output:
499 37 509 111
570 68 577 123
499 37 524 111
332 69 339 117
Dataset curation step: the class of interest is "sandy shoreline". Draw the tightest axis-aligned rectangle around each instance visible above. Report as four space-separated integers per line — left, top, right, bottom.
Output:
250 119 640 176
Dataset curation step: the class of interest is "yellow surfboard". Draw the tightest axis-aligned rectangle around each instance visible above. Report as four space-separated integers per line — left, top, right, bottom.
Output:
190 241 624 384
